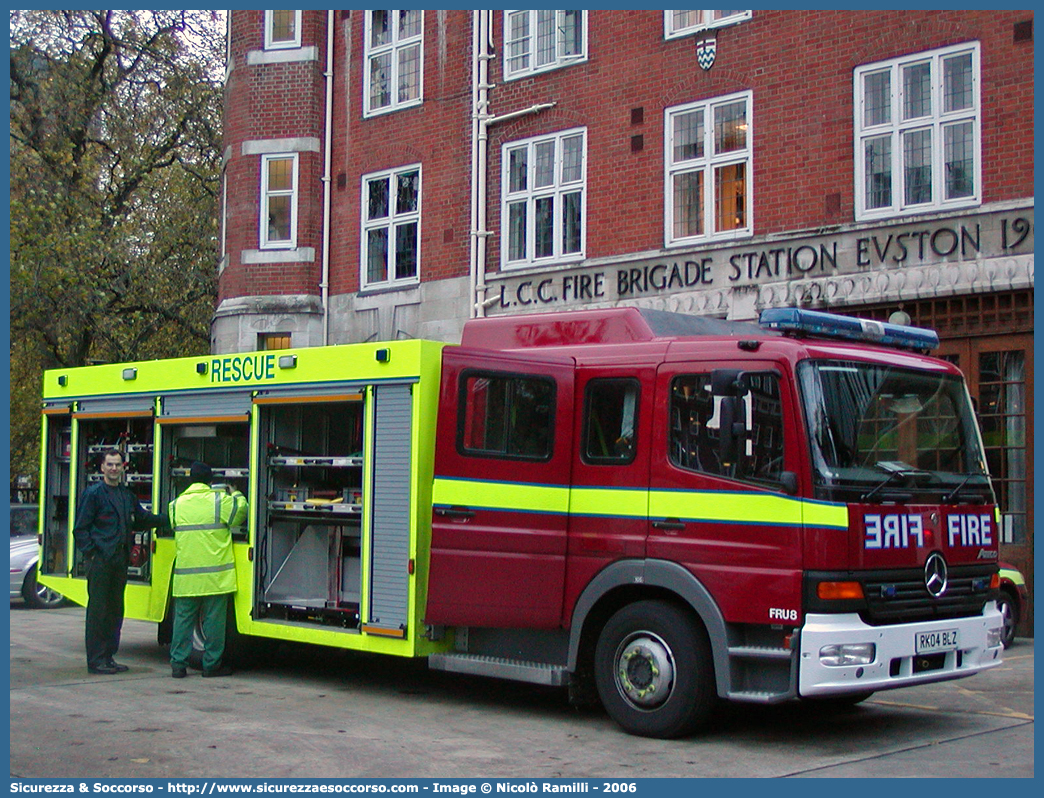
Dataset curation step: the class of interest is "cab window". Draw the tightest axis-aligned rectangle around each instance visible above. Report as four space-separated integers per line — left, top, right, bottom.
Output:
458 371 555 460
669 371 785 484
583 378 639 464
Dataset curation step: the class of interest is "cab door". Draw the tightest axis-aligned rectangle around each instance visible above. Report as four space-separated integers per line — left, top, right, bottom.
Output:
648 357 804 626
562 368 653 623
426 347 574 629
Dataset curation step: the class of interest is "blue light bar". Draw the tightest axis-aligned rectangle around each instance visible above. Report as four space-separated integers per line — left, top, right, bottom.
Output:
759 308 939 351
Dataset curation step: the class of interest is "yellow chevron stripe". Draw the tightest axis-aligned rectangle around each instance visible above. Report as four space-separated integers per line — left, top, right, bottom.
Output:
651 489 802 524
803 500 850 530
434 477 850 529
433 478 569 514
570 486 647 517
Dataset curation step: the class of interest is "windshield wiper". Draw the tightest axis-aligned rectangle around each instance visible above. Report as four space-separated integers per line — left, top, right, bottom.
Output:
942 473 989 505
860 461 926 503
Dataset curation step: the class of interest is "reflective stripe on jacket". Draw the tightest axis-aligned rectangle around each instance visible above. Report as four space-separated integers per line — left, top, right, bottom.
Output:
168 482 248 597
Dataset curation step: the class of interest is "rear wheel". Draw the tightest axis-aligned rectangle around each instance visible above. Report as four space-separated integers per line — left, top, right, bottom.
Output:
22 566 66 609
187 600 267 669
594 600 716 738
187 620 208 670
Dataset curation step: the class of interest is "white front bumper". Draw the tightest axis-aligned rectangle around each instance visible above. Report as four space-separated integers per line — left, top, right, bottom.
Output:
798 603 1004 697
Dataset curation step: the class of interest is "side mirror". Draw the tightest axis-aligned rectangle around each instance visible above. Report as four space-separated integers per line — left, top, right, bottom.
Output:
711 368 747 397
712 369 749 469
717 395 743 466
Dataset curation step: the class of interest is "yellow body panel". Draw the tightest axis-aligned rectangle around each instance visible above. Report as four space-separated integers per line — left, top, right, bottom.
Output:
42 342 437 400
39 339 452 658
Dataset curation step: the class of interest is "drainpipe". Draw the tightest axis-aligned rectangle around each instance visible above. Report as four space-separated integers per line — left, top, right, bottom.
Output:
469 11 491 318
320 10 335 345
470 13 556 317
472 99 556 317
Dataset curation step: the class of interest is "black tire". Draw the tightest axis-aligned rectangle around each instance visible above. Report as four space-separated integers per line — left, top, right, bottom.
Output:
997 590 1018 649
21 565 66 609
187 619 208 670
594 599 716 738
187 600 266 669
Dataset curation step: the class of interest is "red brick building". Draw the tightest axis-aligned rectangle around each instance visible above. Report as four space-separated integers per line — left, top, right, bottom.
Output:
217 10 1033 628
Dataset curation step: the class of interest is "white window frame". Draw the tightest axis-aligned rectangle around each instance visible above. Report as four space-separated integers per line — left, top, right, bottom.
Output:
664 91 753 247
503 10 588 80
854 42 981 221
363 10 424 118
360 164 422 290
664 10 751 39
501 128 587 269
264 10 302 50
259 153 298 250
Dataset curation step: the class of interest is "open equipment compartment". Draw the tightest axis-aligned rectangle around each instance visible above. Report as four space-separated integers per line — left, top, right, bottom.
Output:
40 410 72 578
37 340 439 654
255 393 366 629
158 419 251 536
73 411 155 582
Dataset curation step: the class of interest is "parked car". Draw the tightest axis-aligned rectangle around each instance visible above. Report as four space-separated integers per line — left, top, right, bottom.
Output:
9 503 66 609
997 562 1029 649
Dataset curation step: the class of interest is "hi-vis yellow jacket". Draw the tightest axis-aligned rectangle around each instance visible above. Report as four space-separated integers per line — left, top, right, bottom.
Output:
168 483 248 597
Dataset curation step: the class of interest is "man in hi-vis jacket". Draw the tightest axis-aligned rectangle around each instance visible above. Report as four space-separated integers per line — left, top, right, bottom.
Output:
167 461 248 678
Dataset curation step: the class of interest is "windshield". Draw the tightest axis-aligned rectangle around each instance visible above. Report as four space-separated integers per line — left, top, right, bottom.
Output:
797 360 992 503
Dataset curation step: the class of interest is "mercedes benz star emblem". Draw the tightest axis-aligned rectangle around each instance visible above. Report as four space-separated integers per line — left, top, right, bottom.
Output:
924 552 949 598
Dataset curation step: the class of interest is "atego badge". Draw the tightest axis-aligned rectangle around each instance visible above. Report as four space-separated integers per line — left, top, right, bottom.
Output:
696 37 717 70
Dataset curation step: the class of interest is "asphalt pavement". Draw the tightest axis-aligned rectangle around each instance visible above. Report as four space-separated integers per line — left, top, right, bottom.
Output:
7 604 1034 779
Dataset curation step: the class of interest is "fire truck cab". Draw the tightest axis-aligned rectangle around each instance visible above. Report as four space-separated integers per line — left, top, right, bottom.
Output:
425 307 1004 736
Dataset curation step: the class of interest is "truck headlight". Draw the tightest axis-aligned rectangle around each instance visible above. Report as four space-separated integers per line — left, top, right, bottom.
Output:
986 627 1003 649
820 643 876 666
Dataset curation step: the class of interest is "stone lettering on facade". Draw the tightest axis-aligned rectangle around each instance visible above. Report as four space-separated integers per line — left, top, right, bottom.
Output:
489 209 1033 313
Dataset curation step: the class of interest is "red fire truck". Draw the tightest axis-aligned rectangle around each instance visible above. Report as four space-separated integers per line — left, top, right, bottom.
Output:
38 307 1004 738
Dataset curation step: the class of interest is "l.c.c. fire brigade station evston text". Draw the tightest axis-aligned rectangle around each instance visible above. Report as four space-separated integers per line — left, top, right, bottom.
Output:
493 212 1031 309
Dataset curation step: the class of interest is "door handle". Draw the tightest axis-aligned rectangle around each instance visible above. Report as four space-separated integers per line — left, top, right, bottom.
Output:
434 506 475 520
652 519 686 531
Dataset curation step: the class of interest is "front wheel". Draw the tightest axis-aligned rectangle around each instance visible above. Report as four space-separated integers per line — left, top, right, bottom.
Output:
594 600 716 738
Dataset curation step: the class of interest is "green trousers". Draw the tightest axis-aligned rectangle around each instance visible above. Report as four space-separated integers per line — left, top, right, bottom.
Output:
170 593 229 672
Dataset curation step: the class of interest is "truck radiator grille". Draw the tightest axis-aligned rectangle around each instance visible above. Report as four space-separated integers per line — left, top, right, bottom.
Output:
805 564 996 626
862 568 991 625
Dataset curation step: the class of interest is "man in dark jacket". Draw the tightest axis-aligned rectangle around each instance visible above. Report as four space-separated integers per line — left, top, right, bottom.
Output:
72 448 168 674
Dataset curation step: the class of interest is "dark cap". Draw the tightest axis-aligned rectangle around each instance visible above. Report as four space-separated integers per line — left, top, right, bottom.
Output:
189 461 213 484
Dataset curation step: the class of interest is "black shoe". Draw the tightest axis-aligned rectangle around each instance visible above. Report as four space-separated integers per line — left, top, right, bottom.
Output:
88 665 119 675
106 660 129 673
201 665 233 678
171 666 187 679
